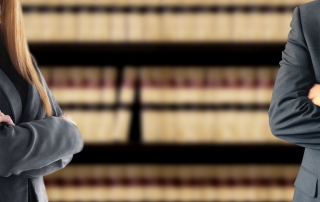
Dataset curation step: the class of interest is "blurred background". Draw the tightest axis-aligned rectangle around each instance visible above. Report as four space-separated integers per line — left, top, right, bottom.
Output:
21 0 311 201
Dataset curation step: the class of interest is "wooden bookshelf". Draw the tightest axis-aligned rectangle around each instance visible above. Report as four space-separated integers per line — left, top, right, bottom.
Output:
71 143 303 164
29 42 284 65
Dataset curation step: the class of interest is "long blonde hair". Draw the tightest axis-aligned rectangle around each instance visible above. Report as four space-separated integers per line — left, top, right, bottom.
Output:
0 0 53 116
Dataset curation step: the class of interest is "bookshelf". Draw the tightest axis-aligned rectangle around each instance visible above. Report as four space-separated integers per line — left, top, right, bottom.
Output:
19 0 312 201
30 42 284 65
71 144 303 164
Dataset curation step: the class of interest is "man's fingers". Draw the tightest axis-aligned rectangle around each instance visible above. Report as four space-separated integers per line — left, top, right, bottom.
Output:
308 84 320 99
311 96 320 107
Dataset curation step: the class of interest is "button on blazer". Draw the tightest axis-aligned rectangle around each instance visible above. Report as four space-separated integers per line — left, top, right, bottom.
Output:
0 54 84 202
268 1 320 201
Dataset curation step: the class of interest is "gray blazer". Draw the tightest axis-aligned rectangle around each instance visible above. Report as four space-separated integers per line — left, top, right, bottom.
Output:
268 1 320 201
0 55 84 202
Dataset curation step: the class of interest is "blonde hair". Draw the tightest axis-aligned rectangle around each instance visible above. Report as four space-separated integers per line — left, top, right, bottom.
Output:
0 0 53 116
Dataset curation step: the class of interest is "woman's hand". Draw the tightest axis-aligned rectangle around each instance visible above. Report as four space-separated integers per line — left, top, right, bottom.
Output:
0 111 15 126
308 84 320 106
59 114 77 126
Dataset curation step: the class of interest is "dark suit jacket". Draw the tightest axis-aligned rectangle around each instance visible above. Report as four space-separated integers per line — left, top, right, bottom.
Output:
268 1 320 201
0 54 84 202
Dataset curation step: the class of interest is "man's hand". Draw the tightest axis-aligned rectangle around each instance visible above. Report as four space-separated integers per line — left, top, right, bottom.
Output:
308 84 320 106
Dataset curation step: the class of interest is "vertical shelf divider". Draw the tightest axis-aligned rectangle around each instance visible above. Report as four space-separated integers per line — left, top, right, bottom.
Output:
128 66 141 143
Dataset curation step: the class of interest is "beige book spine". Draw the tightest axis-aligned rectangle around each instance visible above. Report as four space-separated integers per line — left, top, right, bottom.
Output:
112 108 131 142
110 11 127 42
58 8 77 42
279 8 293 42
41 8 59 42
99 110 115 143
263 8 279 42
247 7 264 42
91 7 111 42
142 165 163 201
86 110 100 143
122 165 145 201
67 66 83 104
127 9 144 41
231 7 248 42
152 68 165 104
101 66 117 104
238 66 256 104
162 110 176 143
236 110 254 143
23 7 40 42
144 11 161 42
223 67 239 104
255 66 273 104
50 67 64 104
142 109 160 143
79 110 94 143
201 110 215 143
76 7 92 42
83 67 102 104
140 67 152 103
218 108 235 143
205 67 220 104
119 67 136 104
61 0 77 6
212 8 232 42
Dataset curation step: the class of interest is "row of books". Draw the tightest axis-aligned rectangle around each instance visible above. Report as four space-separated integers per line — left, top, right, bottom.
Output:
23 0 311 6
23 8 293 42
141 109 282 143
140 66 277 104
40 66 119 104
40 66 277 105
43 164 299 201
61 106 279 144
62 108 130 143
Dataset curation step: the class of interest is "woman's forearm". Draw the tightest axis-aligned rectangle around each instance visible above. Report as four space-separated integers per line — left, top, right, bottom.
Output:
18 155 73 178
0 116 83 177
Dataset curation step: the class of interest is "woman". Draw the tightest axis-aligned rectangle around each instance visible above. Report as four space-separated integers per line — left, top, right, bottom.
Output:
0 0 84 201
268 1 320 201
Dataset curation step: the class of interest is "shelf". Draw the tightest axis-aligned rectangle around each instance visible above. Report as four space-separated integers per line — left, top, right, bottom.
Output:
22 4 297 11
71 144 303 164
58 103 270 110
29 42 285 66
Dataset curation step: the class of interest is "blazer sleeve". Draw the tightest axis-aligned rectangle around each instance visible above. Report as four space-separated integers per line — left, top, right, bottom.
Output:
0 114 83 177
268 6 320 149
10 56 82 178
18 155 73 178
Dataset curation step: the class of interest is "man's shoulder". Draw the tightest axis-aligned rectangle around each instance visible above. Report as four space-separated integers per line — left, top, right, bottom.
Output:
299 1 320 17
299 0 318 7
295 1 320 36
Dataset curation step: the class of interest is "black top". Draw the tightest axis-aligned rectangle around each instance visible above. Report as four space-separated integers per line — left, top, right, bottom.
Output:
0 35 29 115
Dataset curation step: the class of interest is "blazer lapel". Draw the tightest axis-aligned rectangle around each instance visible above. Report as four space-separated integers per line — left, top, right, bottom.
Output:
0 68 22 124
21 81 41 123
0 68 42 124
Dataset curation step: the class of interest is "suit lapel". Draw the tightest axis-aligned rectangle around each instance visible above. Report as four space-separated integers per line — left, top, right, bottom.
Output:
0 68 42 124
21 80 41 123
0 68 22 124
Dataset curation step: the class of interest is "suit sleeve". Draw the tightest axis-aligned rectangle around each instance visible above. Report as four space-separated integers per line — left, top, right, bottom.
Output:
18 155 73 178
268 6 320 149
0 114 83 177
11 56 82 178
